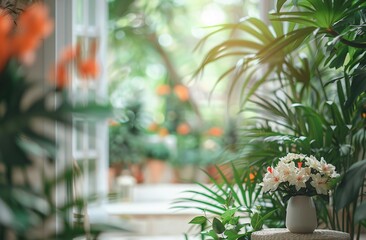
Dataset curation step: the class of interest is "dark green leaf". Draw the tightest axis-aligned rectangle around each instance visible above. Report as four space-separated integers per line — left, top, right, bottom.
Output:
334 160 366 210
212 217 225 234
355 202 366 223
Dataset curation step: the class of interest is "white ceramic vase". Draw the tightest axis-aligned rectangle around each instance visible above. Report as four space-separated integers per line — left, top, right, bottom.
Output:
286 195 317 233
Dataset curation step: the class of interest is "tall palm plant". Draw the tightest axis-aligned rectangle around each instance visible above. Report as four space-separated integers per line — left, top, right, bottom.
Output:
191 0 366 238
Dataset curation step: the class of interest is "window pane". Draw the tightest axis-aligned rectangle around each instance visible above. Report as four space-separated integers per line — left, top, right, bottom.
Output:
88 122 96 150
88 0 97 26
75 0 84 25
74 120 84 152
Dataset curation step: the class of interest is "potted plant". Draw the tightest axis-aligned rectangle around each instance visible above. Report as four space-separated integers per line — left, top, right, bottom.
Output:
261 153 339 233
109 100 146 185
144 141 171 183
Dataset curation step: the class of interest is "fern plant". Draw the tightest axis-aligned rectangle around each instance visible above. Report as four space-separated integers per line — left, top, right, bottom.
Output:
174 164 276 239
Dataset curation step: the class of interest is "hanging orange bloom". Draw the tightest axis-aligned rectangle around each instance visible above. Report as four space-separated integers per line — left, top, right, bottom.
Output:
12 3 53 64
208 127 223 137
75 39 100 79
176 123 190 135
78 58 100 79
0 10 12 70
49 63 68 89
156 84 170 96
49 45 79 89
158 128 169 137
174 84 189 101
60 45 77 64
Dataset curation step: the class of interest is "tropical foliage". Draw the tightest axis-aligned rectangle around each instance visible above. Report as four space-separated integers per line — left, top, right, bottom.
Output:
174 164 273 239
183 0 366 239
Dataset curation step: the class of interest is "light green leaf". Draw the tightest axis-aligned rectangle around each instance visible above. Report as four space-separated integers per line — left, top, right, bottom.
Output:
277 0 288 12
189 216 207 225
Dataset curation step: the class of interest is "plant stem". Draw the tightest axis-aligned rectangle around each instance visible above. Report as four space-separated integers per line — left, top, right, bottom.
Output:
326 28 366 49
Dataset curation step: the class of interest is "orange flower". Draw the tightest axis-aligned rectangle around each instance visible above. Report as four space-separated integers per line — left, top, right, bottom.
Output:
49 45 78 89
158 128 169 137
60 46 77 64
297 162 303 169
50 63 69 89
148 122 159 132
174 84 189 101
0 9 12 36
249 172 256 182
78 58 100 79
208 127 223 137
12 3 53 64
0 10 12 70
156 84 170 96
176 123 190 135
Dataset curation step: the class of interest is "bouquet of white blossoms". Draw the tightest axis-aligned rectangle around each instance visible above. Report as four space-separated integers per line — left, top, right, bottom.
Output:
261 153 339 198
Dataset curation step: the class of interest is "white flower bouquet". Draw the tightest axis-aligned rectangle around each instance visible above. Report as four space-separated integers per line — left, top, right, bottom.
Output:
261 153 339 199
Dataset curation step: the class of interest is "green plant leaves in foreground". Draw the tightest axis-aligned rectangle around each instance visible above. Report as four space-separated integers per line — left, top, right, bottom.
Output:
334 160 366 210
212 217 225 234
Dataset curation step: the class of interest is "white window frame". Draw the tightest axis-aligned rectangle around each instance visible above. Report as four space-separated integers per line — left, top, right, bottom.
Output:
35 0 109 230
71 0 109 202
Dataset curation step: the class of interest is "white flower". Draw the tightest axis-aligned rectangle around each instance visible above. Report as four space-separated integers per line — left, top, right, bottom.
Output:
305 155 321 170
279 153 306 163
288 168 310 191
310 173 329 195
319 157 338 177
262 168 282 192
261 154 338 196
276 161 296 182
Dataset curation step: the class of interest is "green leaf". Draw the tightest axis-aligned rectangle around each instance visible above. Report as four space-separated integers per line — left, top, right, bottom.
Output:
207 229 219 239
251 212 262 231
222 208 237 224
261 209 277 222
189 216 207 225
212 217 225 234
355 202 366 223
277 0 288 12
225 229 239 239
334 160 366 210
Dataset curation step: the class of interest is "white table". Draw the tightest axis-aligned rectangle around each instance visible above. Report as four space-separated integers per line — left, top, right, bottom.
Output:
252 228 350 240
